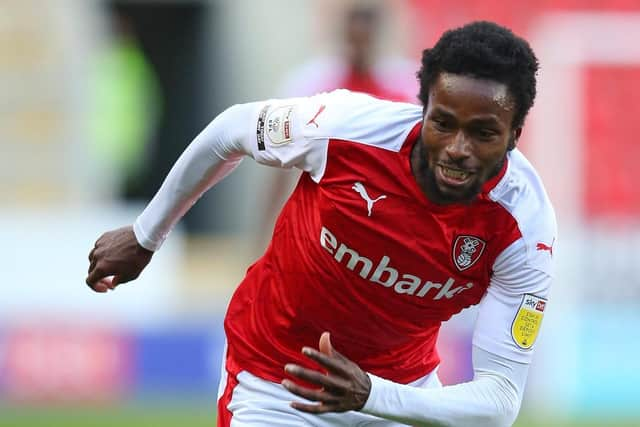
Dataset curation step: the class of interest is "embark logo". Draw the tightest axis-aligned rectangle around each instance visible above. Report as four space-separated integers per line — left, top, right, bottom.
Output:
320 226 474 300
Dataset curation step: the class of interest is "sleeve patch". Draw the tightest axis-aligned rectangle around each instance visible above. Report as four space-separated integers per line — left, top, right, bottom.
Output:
511 294 546 350
256 104 270 151
266 105 294 146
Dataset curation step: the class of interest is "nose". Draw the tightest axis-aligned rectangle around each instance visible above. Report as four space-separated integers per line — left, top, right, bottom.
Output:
445 131 471 161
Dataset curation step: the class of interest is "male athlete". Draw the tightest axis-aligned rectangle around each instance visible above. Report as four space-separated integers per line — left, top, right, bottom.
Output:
87 21 556 427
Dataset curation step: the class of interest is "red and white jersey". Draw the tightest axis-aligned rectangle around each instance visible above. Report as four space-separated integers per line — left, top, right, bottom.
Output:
218 90 556 385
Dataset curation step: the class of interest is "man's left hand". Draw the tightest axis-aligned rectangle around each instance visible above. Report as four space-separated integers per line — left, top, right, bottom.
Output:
282 332 372 413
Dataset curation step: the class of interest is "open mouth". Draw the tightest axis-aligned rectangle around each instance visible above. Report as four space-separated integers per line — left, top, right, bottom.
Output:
437 164 473 187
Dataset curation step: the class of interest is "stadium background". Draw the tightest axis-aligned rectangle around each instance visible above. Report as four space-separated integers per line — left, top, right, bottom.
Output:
1 0 639 426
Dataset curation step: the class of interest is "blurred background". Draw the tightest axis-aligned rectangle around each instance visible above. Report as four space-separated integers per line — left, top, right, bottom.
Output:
1 0 639 426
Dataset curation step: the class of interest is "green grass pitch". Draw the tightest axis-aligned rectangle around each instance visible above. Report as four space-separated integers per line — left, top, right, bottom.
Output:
0 405 637 427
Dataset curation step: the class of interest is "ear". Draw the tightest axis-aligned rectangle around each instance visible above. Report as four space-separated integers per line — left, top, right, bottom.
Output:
508 128 522 150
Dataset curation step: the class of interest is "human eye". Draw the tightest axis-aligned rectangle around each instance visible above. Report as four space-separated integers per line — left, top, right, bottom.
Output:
430 117 453 132
474 128 498 141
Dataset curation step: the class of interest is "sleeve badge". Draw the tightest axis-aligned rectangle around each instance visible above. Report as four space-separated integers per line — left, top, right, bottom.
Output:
511 294 547 350
266 105 294 146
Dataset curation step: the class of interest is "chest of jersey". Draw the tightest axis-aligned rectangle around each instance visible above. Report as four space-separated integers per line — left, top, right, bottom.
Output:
280 139 516 322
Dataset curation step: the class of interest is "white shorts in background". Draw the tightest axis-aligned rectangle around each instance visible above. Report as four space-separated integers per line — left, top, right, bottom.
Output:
219 368 442 427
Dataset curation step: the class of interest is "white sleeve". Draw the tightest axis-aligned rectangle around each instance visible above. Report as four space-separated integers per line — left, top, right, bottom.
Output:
473 238 551 363
361 237 554 426
133 95 332 251
361 345 528 427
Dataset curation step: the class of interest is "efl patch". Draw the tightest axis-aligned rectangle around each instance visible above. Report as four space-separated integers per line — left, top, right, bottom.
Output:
266 105 294 146
511 294 546 350
452 235 486 271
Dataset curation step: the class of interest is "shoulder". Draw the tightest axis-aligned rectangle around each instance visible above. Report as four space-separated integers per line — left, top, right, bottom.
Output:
292 89 423 152
246 91 422 181
256 90 422 148
489 149 557 275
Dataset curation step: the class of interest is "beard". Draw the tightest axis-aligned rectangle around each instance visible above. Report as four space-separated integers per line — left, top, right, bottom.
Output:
414 141 505 205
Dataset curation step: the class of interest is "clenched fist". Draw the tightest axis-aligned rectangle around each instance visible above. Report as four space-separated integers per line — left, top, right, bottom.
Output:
86 226 153 292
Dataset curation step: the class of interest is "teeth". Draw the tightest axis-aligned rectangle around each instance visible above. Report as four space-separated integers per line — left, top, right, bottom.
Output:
441 166 469 180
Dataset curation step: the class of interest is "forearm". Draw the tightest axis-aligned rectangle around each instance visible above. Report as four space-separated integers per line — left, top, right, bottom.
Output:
134 104 253 250
361 346 527 427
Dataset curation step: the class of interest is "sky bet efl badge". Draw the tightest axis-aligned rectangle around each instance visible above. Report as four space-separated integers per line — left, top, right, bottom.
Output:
511 294 547 349
266 105 294 146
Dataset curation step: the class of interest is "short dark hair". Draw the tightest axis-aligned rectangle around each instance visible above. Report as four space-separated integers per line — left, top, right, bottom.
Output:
417 21 539 129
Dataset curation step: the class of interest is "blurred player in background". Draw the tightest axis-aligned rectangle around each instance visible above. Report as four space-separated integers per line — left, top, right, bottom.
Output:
260 3 418 247
87 21 556 427
279 4 415 101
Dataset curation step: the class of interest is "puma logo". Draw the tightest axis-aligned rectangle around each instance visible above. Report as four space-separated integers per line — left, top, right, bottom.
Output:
536 238 555 256
306 104 326 128
352 182 386 217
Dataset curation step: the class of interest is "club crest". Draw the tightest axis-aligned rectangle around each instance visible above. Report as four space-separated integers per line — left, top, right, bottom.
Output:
452 235 486 271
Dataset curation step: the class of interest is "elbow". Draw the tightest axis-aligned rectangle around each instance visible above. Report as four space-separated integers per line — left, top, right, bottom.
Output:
504 398 522 427
481 370 523 427
471 378 522 427
485 394 521 427
465 406 518 427
417 401 521 427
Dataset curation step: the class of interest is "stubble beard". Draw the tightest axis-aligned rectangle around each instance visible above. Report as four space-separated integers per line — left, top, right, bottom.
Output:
413 140 505 205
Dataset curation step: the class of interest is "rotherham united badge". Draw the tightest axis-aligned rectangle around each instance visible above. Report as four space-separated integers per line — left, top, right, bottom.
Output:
452 235 486 271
